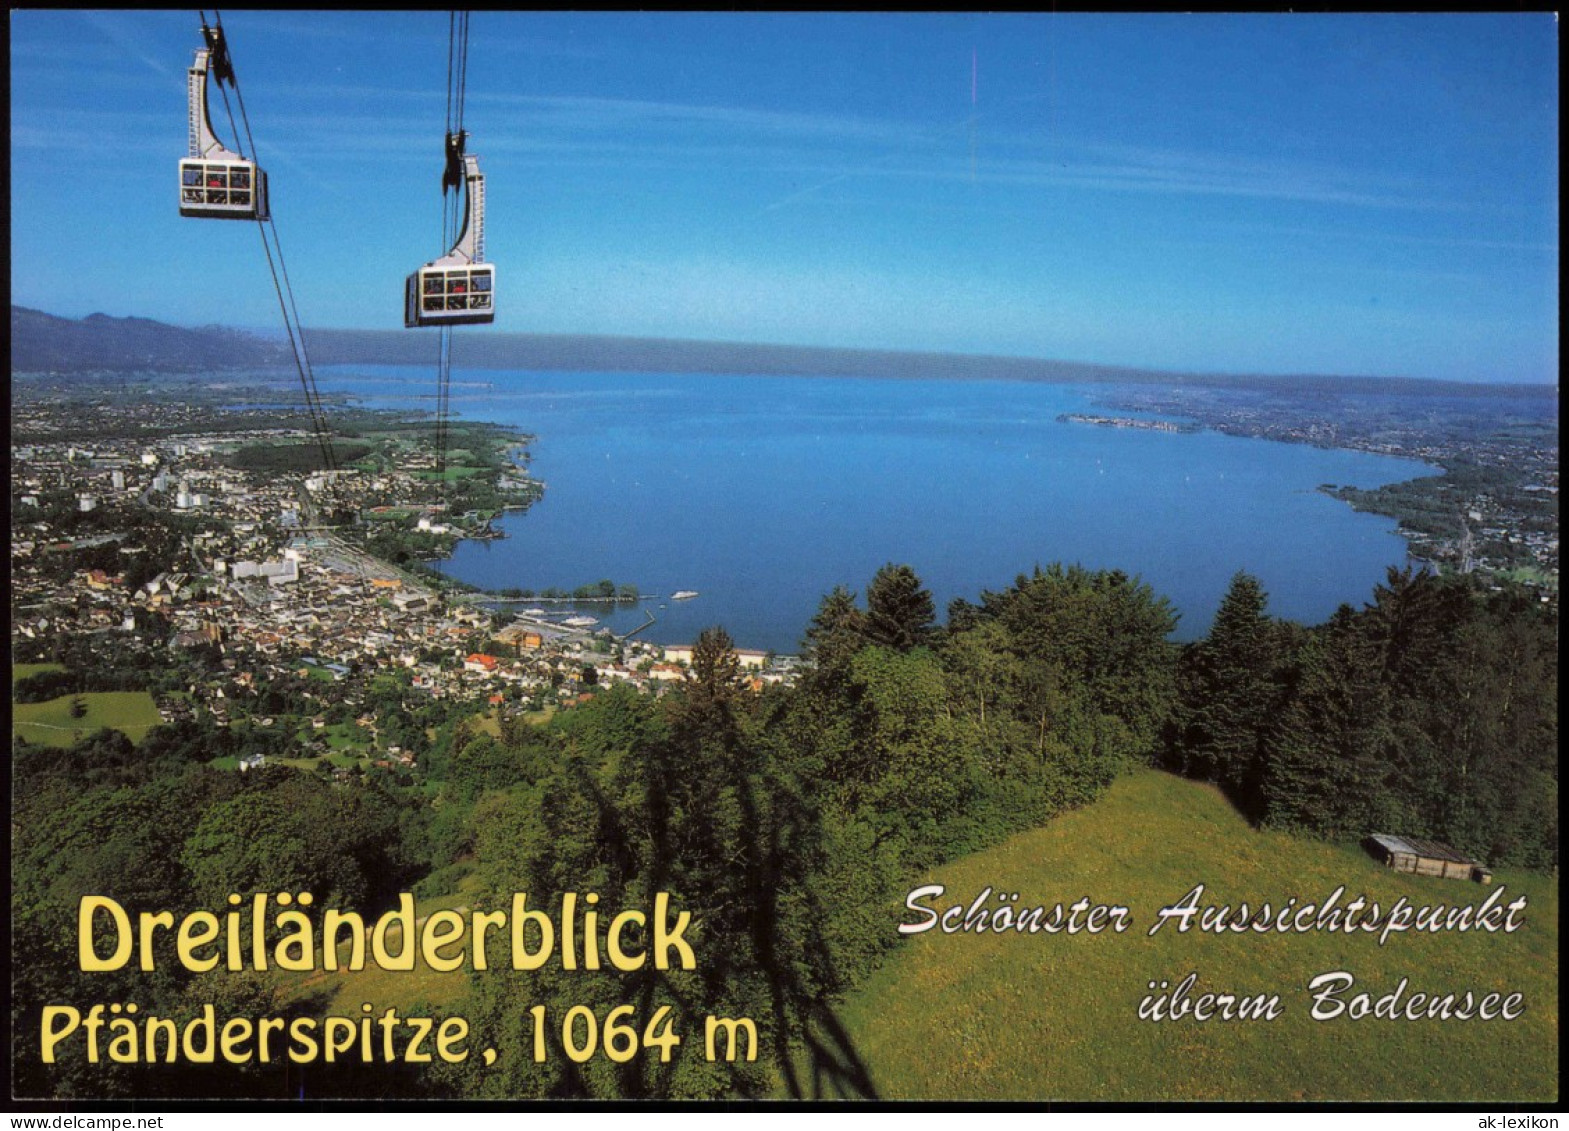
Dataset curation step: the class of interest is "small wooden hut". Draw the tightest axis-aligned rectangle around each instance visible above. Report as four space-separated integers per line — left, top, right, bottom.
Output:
1364 834 1491 883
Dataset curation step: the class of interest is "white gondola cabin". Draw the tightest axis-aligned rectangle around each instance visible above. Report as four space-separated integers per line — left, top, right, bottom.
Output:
180 35 268 221
406 264 495 326
180 159 268 221
406 151 493 327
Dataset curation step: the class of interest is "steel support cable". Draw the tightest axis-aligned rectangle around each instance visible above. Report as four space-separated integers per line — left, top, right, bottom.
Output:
218 13 322 429
441 13 470 252
436 327 453 477
202 14 246 162
435 15 457 478
433 11 472 483
442 14 456 249
445 12 456 138
206 10 337 475
454 13 470 138
263 222 334 470
221 17 333 449
253 224 335 472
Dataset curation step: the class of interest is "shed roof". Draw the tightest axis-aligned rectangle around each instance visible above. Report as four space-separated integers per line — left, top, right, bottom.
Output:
1368 834 1476 865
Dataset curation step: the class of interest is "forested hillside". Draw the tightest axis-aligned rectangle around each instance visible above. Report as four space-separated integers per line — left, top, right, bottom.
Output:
1167 567 1557 868
10 562 1556 1099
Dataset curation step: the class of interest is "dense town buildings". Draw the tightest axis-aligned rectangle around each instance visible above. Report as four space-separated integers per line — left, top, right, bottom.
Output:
12 414 794 773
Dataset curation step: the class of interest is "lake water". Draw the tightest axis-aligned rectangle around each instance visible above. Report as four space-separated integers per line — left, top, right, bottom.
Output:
316 366 1433 652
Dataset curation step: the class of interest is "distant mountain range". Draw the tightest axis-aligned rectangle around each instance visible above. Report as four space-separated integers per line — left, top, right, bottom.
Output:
10 306 292 373
302 326 1170 386
10 306 1552 398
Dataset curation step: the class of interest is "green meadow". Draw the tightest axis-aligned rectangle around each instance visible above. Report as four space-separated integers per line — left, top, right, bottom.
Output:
12 663 163 748
414 460 485 483
12 662 66 683
11 690 164 748
829 769 1557 1103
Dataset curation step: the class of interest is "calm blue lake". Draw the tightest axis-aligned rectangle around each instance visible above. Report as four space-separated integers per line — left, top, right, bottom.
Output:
316 366 1433 652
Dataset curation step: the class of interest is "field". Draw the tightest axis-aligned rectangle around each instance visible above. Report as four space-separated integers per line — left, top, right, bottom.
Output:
11 690 165 748
12 662 65 683
827 769 1558 1102
413 464 486 483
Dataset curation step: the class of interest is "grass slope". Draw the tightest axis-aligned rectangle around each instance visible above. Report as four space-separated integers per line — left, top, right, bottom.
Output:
12 663 66 684
11 691 164 748
833 769 1557 1102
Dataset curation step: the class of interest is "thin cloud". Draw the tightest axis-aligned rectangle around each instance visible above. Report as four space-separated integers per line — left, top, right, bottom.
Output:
79 73 1446 215
10 111 170 155
458 92 1467 214
79 11 176 80
756 134 1462 213
226 12 611 62
1199 219 1558 255
470 92 921 147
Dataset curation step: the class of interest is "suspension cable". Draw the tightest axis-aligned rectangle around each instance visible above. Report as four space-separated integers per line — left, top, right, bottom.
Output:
203 10 337 477
441 12 470 252
436 327 453 477
445 12 455 138
454 12 469 139
434 10 472 482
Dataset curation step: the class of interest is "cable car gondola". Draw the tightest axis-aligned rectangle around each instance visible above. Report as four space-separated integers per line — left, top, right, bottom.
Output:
405 133 494 327
179 23 268 221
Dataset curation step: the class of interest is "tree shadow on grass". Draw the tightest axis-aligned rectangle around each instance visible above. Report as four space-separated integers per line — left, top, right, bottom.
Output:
559 726 881 1101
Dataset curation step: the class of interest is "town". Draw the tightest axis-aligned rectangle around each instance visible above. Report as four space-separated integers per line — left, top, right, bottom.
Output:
1098 382 1559 587
10 387 796 777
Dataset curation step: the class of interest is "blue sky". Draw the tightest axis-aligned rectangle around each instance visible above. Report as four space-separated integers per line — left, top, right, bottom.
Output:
9 11 1559 383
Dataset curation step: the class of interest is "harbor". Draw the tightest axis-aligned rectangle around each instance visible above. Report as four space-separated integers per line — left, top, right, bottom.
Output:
455 587 690 645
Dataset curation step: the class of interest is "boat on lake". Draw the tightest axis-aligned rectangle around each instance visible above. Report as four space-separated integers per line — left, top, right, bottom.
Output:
672 590 699 600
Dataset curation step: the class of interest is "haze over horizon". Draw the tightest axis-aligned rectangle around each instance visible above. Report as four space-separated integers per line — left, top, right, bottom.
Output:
10 12 1559 385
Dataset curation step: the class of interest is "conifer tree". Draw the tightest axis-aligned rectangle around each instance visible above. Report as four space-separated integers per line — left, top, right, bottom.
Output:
863 563 936 652
801 585 866 671
688 625 747 711
1181 571 1278 810
1261 617 1397 836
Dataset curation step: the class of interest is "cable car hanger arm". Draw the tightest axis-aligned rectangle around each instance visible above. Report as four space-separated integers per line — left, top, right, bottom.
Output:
187 46 241 161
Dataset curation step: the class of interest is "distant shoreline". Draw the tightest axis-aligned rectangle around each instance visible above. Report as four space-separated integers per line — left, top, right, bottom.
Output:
301 328 1554 401
14 305 1554 398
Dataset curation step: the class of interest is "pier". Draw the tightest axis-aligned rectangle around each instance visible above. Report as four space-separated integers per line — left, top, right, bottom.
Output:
452 593 662 606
